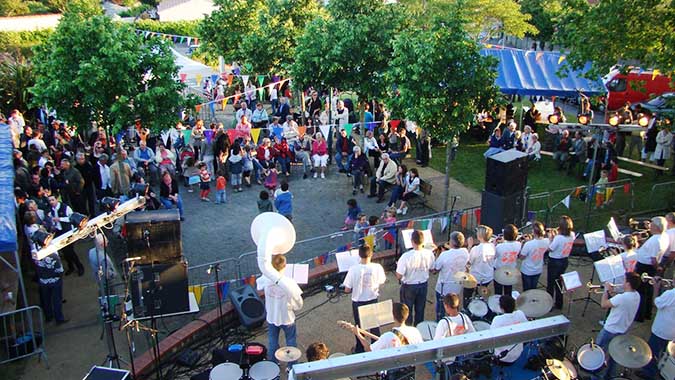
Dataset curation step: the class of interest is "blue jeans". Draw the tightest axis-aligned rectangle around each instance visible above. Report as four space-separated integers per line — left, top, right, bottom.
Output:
595 328 621 379
160 195 184 217
400 282 428 326
388 185 404 206
276 156 290 174
643 333 669 376
352 299 381 353
215 189 226 203
271 99 279 115
268 323 297 363
334 152 352 171
39 280 65 322
253 159 264 181
547 257 568 309
521 273 540 291
435 292 445 322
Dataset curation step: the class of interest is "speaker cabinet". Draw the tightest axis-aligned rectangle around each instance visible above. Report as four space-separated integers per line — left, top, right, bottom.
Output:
485 149 529 196
480 191 527 232
130 261 189 318
125 209 182 265
229 285 266 329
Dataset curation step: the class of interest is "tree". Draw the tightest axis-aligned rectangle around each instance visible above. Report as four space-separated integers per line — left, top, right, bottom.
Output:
387 12 500 210
0 0 29 17
0 54 35 116
554 0 675 78
31 10 188 135
520 0 563 45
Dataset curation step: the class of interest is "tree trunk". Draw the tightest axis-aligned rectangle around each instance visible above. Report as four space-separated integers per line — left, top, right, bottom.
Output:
443 139 453 211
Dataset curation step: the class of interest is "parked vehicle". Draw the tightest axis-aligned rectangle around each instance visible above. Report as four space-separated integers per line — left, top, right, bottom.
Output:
603 68 674 110
631 92 675 118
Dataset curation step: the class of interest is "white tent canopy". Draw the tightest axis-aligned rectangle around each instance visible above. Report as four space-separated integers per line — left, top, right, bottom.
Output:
171 47 217 78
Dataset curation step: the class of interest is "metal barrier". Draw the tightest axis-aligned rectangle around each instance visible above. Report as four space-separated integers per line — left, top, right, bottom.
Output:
0 306 48 366
649 181 675 211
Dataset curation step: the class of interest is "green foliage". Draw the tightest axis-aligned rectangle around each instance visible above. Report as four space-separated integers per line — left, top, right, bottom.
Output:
64 0 103 17
119 4 152 18
0 55 36 116
291 0 407 99
0 0 98 15
0 0 29 16
26 1 52 14
554 0 675 78
520 0 562 41
134 19 199 36
0 30 53 57
140 0 160 6
31 13 187 134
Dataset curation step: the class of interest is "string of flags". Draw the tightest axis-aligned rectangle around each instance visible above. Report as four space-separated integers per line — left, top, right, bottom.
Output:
135 29 198 45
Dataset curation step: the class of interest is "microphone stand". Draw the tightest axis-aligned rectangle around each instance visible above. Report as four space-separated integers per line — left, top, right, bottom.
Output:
208 263 225 341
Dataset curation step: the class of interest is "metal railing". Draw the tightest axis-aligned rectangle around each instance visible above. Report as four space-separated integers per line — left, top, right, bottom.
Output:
648 181 675 211
0 306 48 366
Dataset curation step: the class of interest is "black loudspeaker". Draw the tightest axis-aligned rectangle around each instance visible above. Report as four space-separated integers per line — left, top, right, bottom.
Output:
125 209 182 265
229 285 266 328
130 261 189 318
480 191 527 232
485 149 529 196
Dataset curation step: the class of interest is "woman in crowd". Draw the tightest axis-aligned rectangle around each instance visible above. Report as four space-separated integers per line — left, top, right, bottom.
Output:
653 125 672 171
191 119 205 158
483 127 503 158
236 115 252 136
256 138 275 171
519 221 549 291
464 225 496 306
155 142 176 176
311 132 328 179
349 146 368 195
387 164 407 208
547 216 575 310
274 136 292 176
395 167 421 216
493 224 521 295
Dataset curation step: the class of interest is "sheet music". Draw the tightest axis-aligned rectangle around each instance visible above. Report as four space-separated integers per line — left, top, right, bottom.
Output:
401 229 434 249
358 299 395 330
561 271 582 291
607 217 621 241
284 264 309 285
583 230 607 253
335 249 360 273
594 254 626 283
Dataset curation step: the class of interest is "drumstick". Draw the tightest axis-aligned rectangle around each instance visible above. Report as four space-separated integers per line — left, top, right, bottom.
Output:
337 320 379 341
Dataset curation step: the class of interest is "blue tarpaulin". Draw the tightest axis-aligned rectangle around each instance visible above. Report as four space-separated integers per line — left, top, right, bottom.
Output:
0 124 17 253
480 48 606 97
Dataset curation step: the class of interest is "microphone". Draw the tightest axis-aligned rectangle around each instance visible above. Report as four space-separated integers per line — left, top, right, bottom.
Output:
124 256 144 262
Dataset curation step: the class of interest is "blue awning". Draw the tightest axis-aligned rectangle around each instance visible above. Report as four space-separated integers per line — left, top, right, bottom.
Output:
0 124 17 253
480 48 607 97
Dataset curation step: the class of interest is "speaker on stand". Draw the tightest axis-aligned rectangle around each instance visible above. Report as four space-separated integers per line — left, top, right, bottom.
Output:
229 285 266 329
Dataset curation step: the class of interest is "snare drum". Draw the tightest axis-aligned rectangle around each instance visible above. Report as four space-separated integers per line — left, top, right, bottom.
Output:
467 299 488 319
473 320 491 331
576 343 605 373
210 363 243 380
488 295 503 314
249 360 280 380
416 321 438 341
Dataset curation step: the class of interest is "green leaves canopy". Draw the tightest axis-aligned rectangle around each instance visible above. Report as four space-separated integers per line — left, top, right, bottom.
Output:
31 12 187 135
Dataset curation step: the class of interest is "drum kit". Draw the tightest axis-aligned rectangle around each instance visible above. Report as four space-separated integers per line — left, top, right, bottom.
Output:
494 267 521 287
416 320 438 341
209 346 301 380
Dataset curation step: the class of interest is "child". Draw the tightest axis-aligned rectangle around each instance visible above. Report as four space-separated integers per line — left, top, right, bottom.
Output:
620 235 638 273
198 162 211 201
242 145 254 187
381 207 397 249
353 213 370 241
215 168 227 204
229 145 244 192
264 167 278 193
182 156 198 193
257 190 273 213
273 182 293 221
341 198 361 231
594 169 609 208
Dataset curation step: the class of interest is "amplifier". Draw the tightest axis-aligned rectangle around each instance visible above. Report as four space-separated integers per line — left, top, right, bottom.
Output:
129 261 189 318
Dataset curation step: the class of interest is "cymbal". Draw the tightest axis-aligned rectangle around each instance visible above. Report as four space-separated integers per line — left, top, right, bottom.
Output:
608 334 652 369
516 289 553 318
494 267 520 286
546 359 571 380
453 271 478 288
275 346 302 362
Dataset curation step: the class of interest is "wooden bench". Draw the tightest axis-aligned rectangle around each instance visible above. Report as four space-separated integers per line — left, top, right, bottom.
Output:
540 150 643 178
617 156 669 172
409 179 432 209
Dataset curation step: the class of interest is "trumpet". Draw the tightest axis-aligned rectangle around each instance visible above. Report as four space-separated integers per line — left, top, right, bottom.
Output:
641 273 674 288
517 234 533 242
586 282 621 294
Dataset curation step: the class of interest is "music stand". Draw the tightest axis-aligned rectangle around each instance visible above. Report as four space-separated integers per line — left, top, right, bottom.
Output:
555 271 584 315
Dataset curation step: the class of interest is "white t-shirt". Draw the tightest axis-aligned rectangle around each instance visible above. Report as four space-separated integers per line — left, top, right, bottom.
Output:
666 227 675 258
434 248 469 295
620 250 637 273
604 291 640 334
342 262 386 302
494 241 521 269
396 249 435 284
491 310 529 363
652 288 675 340
257 275 303 326
549 234 575 259
519 238 549 276
469 243 496 284
405 176 421 195
371 325 423 351
269 87 278 101
433 313 476 363
637 233 669 265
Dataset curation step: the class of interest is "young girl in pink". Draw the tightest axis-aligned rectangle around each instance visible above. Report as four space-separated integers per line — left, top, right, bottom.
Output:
198 162 211 201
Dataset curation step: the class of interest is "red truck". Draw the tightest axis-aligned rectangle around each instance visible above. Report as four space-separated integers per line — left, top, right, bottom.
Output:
603 68 674 110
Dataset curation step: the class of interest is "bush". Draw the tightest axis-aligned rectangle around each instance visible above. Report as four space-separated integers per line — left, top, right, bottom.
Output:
0 30 52 57
110 0 137 6
26 1 52 14
133 19 199 37
0 0 30 16
118 3 151 17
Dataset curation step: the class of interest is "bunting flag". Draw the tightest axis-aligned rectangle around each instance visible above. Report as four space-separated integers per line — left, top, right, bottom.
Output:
183 129 192 142
244 63 253 72
588 185 597 198
258 87 265 100
223 64 232 73
390 119 401 131
562 195 571 209
440 216 449 232
247 275 256 287
195 105 202 113
227 129 244 143
460 213 468 229
573 186 583 198
416 219 429 230
210 74 218 84
215 281 229 301
474 208 481 224
297 126 306 138
406 220 414 229
196 74 203 85
364 235 375 250
251 128 261 144
188 285 204 305
233 94 241 105
257 75 265 86
595 193 605 207
222 99 227 109
366 122 377 132
272 75 280 83
273 127 283 140
452 211 461 225
233 67 241 76
179 73 187 83
558 55 566 64
623 183 631 194
383 231 395 245
314 253 328 266
652 69 661 80
115 132 125 145
606 187 614 200
227 73 234 86
242 75 250 86
160 130 169 146
344 123 353 136
527 211 536 222
204 129 214 144
536 52 544 62
319 124 331 140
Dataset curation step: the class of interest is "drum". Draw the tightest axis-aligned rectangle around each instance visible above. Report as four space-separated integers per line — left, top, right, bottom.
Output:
249 361 280 380
210 363 243 380
488 295 503 314
416 321 438 341
468 299 488 319
329 352 346 358
576 343 605 373
562 359 578 379
473 321 491 331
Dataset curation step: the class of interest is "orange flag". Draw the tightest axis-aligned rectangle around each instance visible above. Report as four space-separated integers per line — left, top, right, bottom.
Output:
195 104 202 112
460 213 468 229
227 73 234 86
297 126 306 138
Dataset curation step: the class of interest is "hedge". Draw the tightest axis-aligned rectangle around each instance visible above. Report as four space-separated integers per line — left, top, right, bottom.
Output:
0 30 53 56
133 19 199 37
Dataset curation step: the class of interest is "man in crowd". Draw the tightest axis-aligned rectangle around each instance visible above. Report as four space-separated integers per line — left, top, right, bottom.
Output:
368 153 398 203
396 230 435 326
567 131 588 176
251 102 269 129
75 152 97 216
490 294 529 365
94 153 111 200
133 140 157 185
110 149 132 197
48 195 84 276
553 130 570 170
236 100 252 122
30 227 68 325
634 217 669 322
88 233 117 294
334 128 355 175
58 158 85 222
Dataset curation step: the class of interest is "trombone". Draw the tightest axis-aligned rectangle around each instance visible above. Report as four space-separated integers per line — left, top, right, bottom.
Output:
641 273 674 288
586 282 622 294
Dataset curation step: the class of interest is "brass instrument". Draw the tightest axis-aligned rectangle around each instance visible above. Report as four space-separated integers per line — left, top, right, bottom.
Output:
517 234 533 242
641 273 674 288
586 281 622 294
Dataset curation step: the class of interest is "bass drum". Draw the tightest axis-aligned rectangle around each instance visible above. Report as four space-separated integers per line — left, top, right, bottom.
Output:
576 343 605 373
467 299 488 320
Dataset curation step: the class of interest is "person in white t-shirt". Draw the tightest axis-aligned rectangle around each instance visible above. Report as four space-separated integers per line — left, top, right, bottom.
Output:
490 295 529 364
256 255 303 362
595 272 641 379
430 293 476 375
342 245 387 353
395 168 421 216
619 235 638 274
519 222 549 291
494 224 521 296
635 216 669 322
432 232 469 320
396 230 435 326
464 225 496 305
638 277 675 378
546 216 576 310
662 212 675 268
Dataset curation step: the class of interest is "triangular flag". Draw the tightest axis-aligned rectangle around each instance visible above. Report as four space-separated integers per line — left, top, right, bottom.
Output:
188 285 204 304
179 73 187 83
527 211 536 222
416 219 429 230
623 183 631 194
227 73 234 86
227 129 238 143
273 127 283 140
652 69 661 80
115 132 125 145
558 55 566 65
160 130 169 146
562 195 571 209
364 235 375 250
222 99 227 109
366 122 377 131
242 75 250 86
595 193 605 207
314 254 326 266
343 123 353 136
606 187 614 200
536 52 544 62
244 63 253 72
250 128 261 144
460 213 468 229
210 74 218 84
474 209 481 224
215 281 229 301
383 231 395 245
297 126 306 138
196 74 202 85
204 129 214 144
186 37 191 45
258 87 265 100
390 119 401 131
573 186 583 198
440 216 449 232
257 75 265 86
319 124 330 140
485 44 492 48
195 104 202 112
183 129 192 142
209 102 215 114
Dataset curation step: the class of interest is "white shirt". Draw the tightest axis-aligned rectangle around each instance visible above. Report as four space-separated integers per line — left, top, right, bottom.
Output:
269 87 278 101
236 108 252 122
491 310 529 363
405 176 421 194
527 140 541 159
50 203 73 232
434 248 469 295
519 238 549 275
396 248 435 284
604 291 640 334
342 262 386 302
98 161 111 190
364 136 378 154
371 325 423 351
494 241 521 269
88 247 117 284
620 250 637 272
652 288 675 340
666 227 675 258
636 233 669 265
257 274 303 326
28 138 48 153
549 234 575 259
433 313 476 364
469 242 496 284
